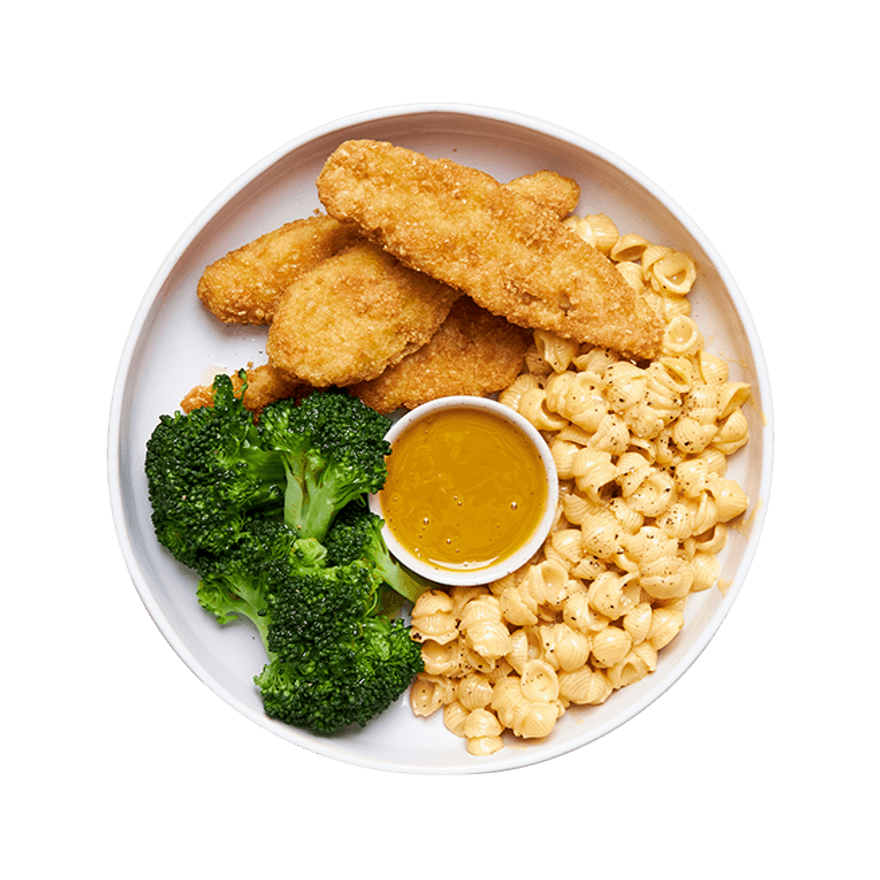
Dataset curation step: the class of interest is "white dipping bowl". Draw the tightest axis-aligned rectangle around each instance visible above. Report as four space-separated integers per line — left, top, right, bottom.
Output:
108 103 773 775
368 396 558 587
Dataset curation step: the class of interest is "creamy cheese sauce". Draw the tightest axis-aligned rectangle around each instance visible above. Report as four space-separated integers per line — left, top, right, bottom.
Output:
379 408 548 572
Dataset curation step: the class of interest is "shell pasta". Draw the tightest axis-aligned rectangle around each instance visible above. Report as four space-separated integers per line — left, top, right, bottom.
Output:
409 213 751 755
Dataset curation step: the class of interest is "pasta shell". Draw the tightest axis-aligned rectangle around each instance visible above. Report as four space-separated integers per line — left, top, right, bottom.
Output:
662 315 702 356
459 595 503 628
518 387 570 431
691 551 722 592
684 383 720 425
622 602 654 645
627 470 676 517
639 556 695 600
717 381 751 418
672 416 718 454
694 522 727 554
713 408 750 454
641 243 673 273
648 607 684 649
550 439 580 480
573 346 620 374
467 735 504 756
410 673 450 717
465 620 513 661
563 591 609 635
463 708 503 739
516 702 560 739
608 497 645 534
611 232 651 263
565 212 619 253
443 700 470 737
580 511 625 560
550 528 583 564
498 373 540 410
607 650 651 689
659 293 691 320
589 625 633 668
506 627 544 675
590 412 630 455
422 640 465 677
697 349 729 385
520 659 560 703
650 250 697 295
615 260 645 292
708 477 749 522
534 329 579 373
559 666 605 706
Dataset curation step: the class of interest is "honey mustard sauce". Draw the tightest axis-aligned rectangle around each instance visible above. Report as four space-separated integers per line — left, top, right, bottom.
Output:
379 408 547 572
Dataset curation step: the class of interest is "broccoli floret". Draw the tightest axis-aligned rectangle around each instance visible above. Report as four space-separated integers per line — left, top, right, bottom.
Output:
144 372 286 569
265 558 382 657
255 616 424 735
195 517 301 648
196 516 422 735
325 504 430 605
257 389 392 542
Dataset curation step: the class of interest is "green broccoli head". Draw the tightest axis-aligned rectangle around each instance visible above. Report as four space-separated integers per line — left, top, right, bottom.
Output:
258 389 392 542
265 558 383 658
255 616 424 735
144 373 286 569
195 517 300 648
325 504 431 605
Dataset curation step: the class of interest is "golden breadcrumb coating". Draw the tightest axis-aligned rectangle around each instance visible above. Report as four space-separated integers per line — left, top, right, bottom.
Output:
196 215 361 324
266 242 461 387
350 296 531 413
316 140 663 360
506 169 580 219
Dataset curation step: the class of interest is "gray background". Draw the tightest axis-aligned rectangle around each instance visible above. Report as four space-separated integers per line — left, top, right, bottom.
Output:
4 2 871 877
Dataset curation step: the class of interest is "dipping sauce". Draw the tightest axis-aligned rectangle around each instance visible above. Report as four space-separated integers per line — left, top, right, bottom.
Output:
378 407 549 573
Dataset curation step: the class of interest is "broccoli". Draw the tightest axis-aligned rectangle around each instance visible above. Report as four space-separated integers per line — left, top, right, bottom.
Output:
144 372 286 569
258 546 422 734
255 616 424 735
194 515 422 735
195 517 299 648
257 388 392 542
145 378 424 736
324 503 430 605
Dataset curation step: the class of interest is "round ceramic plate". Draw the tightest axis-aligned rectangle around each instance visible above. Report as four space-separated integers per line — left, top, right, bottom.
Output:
108 104 773 774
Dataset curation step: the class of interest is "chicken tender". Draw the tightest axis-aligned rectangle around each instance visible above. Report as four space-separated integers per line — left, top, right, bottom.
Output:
180 362 311 415
350 297 531 413
197 215 361 324
266 241 461 387
316 140 663 360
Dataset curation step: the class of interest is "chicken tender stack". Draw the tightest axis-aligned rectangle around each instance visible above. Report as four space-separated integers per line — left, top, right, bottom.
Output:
317 139 663 361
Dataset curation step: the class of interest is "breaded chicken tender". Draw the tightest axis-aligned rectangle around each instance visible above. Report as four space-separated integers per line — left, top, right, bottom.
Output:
350 297 531 413
266 242 461 387
317 140 663 360
180 362 311 415
197 215 361 324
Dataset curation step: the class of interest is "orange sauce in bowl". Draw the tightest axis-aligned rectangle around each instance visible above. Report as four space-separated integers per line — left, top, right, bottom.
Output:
378 407 549 572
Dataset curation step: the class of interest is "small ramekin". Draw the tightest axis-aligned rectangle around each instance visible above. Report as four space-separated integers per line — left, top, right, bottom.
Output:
369 395 558 587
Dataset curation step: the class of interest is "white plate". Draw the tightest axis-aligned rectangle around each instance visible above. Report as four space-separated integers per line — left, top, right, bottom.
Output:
108 103 773 774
